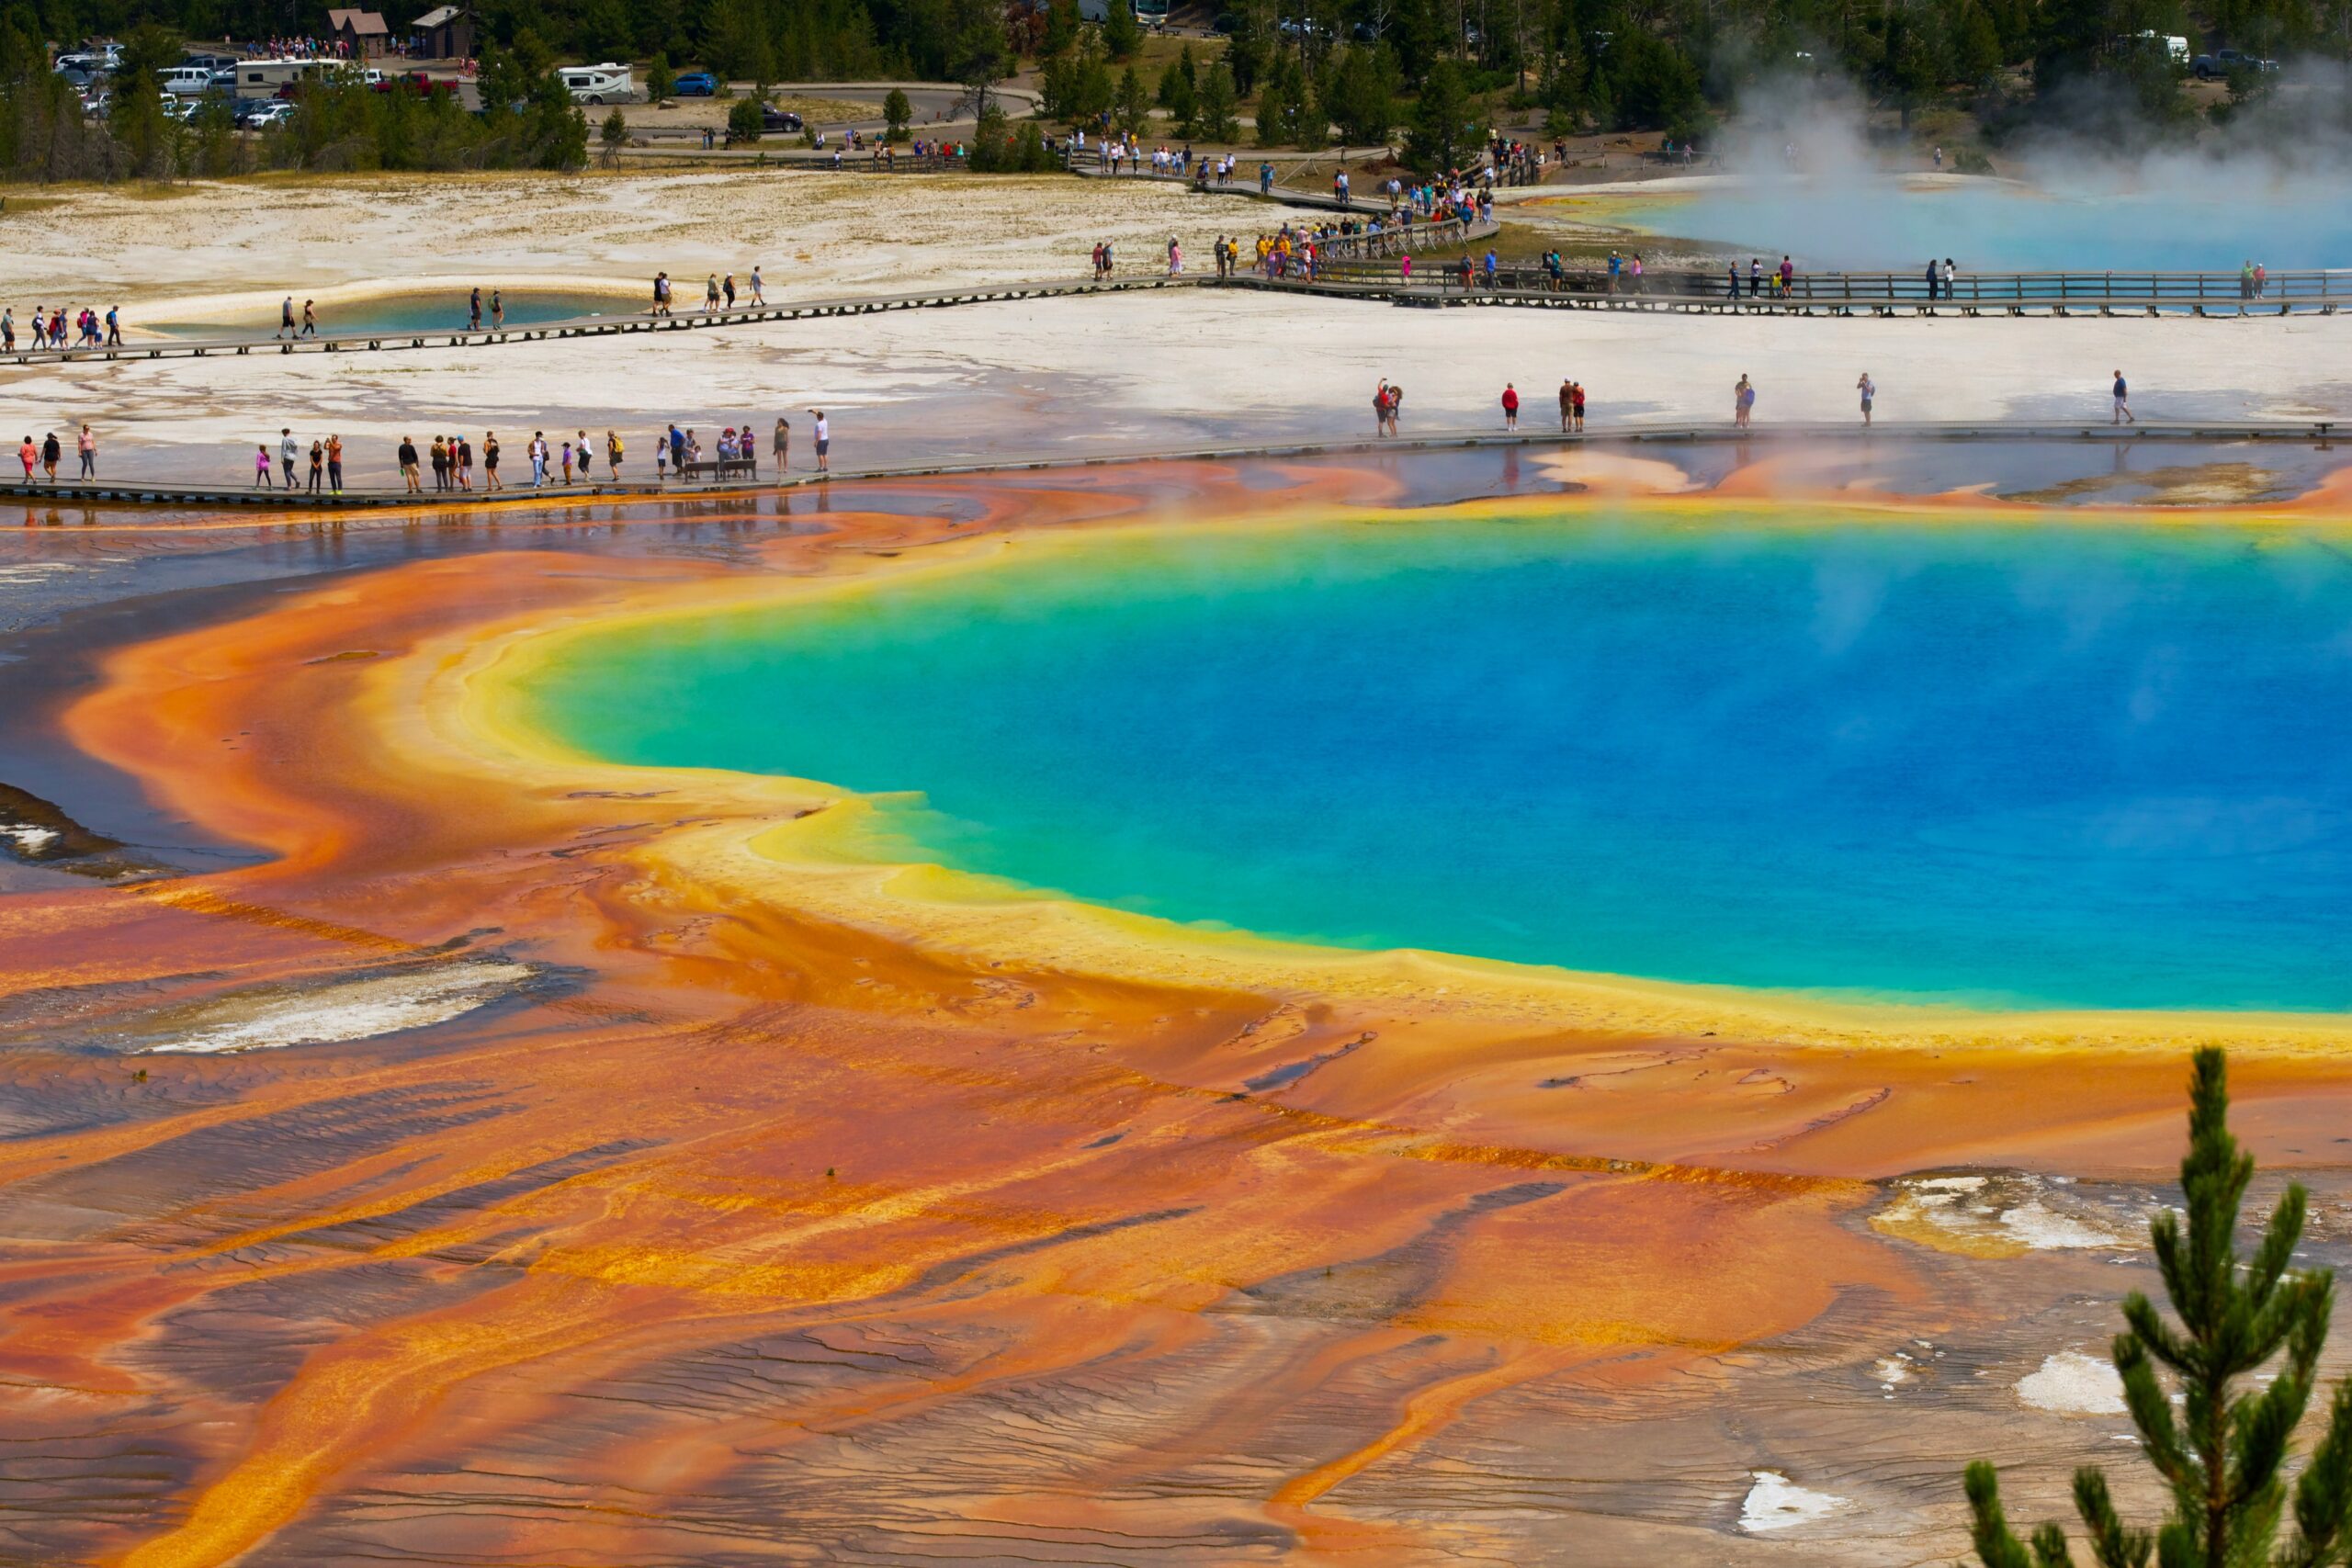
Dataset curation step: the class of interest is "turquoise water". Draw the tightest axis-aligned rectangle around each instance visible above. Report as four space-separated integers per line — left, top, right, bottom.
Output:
156 289 631 337
1608 177 2352 272
526 514 2352 1011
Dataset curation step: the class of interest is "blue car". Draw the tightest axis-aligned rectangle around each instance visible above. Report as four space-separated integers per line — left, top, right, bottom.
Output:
673 71 717 96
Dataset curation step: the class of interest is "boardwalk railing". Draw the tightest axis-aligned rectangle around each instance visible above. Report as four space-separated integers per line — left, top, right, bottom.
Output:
1289 259 2349 314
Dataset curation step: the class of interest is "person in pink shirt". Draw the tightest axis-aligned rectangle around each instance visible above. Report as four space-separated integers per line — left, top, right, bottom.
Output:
17 435 33 479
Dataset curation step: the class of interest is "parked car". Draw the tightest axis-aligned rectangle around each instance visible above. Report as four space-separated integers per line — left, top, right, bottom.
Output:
761 104 802 131
373 70 458 96
672 70 717 96
242 99 294 128
2193 47 2278 76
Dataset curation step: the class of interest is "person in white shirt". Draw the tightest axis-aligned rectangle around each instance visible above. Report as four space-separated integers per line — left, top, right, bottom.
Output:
810 410 830 472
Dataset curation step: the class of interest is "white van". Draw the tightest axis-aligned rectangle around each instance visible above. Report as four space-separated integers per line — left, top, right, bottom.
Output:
160 64 216 95
559 62 634 104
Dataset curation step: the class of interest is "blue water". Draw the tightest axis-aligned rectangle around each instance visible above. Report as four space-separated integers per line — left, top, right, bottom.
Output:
156 289 630 337
1609 175 2352 271
526 514 2352 1011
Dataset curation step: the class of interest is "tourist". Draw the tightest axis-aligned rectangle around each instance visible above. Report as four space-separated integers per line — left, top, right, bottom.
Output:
1500 382 1520 430
76 423 95 478
280 429 300 489
1857 371 1875 426
704 274 720 313
1779 255 1795 295
491 289 504 328
1570 379 1585 431
668 423 685 476
253 443 272 488
723 273 737 309
307 437 324 491
481 432 501 491
560 438 575 485
1558 378 1573 433
750 265 765 305
469 286 483 331
529 431 548 487
40 431 59 480
655 434 668 482
397 434 421 492
811 409 830 472
1726 263 1740 300
104 305 120 346
430 434 448 491
300 299 317 337
1924 258 1939 302
16 434 31 479
651 272 671 317
577 431 592 481
1734 374 1755 428
326 433 345 494
276 295 296 340
1385 379 1403 434
1 309 12 352
1374 379 1391 436
457 433 472 490
606 429 623 479
1943 257 1957 299
1168 236 1182 276
2112 369 2134 424
773 414 790 471
1749 257 1763 297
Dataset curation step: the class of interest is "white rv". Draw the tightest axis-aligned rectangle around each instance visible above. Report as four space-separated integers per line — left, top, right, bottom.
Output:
559 62 635 103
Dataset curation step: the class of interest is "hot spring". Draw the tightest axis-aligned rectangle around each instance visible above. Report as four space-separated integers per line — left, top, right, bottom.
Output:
520 509 2352 1013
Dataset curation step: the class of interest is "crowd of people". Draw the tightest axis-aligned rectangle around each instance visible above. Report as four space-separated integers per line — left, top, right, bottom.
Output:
222 413 832 494
4 305 121 351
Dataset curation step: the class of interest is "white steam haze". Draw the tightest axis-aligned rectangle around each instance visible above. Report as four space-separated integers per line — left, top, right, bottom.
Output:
1638 65 2352 271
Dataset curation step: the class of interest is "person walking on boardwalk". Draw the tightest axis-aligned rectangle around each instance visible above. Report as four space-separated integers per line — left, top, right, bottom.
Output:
306 437 323 492
104 305 120 346
17 434 32 479
2111 369 2134 424
491 289 504 328
276 295 296 340
398 435 421 492
280 429 300 489
1558 378 1574 433
481 432 501 491
1168 236 1182 276
469 287 483 331
560 437 574 485
704 274 720 314
750 266 765 306
606 429 623 480
77 423 95 478
651 273 671 317
723 274 737 310
1857 371 1875 425
429 434 447 491
1500 382 1520 430
300 299 317 337
773 414 790 471
1734 374 1755 429
810 409 830 472
326 434 344 494
40 431 60 480
577 430 592 481
253 443 272 488
528 431 548 487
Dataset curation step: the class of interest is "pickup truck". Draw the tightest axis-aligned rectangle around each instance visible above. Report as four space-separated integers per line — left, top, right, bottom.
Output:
2192 48 2278 76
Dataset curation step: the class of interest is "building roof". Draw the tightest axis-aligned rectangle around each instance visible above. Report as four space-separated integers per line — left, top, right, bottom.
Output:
326 8 390 34
411 5 468 27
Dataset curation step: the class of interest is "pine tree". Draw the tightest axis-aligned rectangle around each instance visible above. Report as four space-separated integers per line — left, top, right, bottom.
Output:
1103 0 1141 59
1113 62 1151 135
1402 55 1464 170
1194 62 1239 140
1964 1048 2352 1568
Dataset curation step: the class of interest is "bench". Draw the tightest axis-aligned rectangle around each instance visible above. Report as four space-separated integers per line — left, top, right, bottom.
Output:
673 457 758 482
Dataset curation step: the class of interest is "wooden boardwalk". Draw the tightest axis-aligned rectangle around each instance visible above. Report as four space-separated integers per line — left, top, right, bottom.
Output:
1216 273 2347 318
5 422 2336 513
0 276 1200 368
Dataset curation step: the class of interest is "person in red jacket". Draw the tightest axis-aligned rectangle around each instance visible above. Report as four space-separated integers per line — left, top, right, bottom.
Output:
1500 382 1520 430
